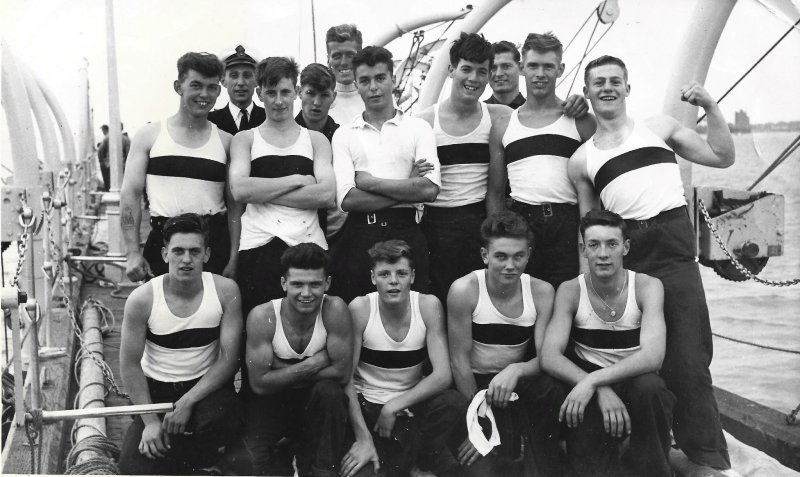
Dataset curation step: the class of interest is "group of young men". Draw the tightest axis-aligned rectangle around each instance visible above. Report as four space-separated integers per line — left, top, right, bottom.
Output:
118 22 736 477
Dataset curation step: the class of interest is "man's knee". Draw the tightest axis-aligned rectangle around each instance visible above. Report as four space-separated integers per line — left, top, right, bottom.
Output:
628 373 675 409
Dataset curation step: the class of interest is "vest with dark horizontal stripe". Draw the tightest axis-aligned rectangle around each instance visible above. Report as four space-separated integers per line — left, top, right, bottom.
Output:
427 102 491 208
572 271 641 368
146 120 227 218
585 120 686 220
470 270 537 375
354 291 428 404
239 127 327 251
270 296 328 363
141 272 222 382
502 111 581 205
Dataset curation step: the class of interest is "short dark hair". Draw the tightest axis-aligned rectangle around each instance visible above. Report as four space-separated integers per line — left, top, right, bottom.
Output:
480 211 533 248
584 55 628 85
280 243 330 276
491 40 520 63
162 213 209 246
521 32 563 59
352 46 394 77
176 52 224 83
367 240 414 269
300 63 337 92
256 56 300 88
450 32 494 69
579 209 628 240
326 24 363 50
100 124 109 134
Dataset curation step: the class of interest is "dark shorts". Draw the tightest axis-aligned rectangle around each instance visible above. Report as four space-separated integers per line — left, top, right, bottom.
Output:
236 237 289 317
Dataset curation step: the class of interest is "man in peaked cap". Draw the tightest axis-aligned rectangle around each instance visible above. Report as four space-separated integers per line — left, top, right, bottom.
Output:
209 45 266 135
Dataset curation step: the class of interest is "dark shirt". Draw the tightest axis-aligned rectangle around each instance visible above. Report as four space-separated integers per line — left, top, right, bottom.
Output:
98 133 131 166
484 92 526 110
295 112 340 143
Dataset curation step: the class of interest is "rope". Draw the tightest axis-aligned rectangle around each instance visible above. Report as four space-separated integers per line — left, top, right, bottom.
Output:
64 434 121 475
747 132 800 191
25 409 43 473
712 332 800 355
697 16 800 124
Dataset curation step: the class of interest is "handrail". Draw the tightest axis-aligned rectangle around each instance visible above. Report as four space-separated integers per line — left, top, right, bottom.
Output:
30 403 175 423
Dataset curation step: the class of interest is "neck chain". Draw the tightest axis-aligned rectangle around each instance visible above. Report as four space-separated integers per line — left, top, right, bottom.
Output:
588 272 627 318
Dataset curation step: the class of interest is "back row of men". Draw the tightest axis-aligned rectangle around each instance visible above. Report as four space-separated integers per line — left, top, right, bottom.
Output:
119 24 736 476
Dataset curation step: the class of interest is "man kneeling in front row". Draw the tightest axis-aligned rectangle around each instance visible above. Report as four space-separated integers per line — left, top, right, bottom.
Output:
541 209 676 477
119 213 243 475
225 243 353 477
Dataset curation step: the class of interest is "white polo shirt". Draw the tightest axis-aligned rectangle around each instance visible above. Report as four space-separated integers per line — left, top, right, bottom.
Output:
332 110 441 215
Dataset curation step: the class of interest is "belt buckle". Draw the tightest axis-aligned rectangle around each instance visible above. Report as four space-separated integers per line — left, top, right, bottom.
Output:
542 203 553 217
366 213 377 225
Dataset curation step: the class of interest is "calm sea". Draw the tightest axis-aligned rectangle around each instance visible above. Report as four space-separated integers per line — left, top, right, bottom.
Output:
1 132 798 414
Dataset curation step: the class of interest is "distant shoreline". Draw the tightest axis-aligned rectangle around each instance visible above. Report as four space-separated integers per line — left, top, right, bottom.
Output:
697 121 800 134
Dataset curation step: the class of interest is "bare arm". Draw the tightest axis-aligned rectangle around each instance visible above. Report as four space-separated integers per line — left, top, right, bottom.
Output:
228 130 313 204
575 112 597 142
221 132 241 279
270 131 336 209
568 145 601 218
446 275 479 400
540 278 590 385
313 296 354 383
121 123 158 281
487 106 512 215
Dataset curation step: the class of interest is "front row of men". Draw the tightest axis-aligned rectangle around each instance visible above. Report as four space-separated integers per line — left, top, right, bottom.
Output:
120 210 674 477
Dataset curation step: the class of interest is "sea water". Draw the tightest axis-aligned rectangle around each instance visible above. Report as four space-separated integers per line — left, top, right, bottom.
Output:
1 132 798 414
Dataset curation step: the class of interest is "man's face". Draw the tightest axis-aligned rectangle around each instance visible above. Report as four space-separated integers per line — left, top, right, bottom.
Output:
281 268 330 314
161 232 209 280
223 65 257 109
481 237 530 286
583 64 629 115
371 258 414 304
521 49 563 99
327 40 360 85
300 85 336 124
490 51 521 97
581 225 629 279
355 62 395 112
449 58 490 102
175 69 221 117
258 76 297 122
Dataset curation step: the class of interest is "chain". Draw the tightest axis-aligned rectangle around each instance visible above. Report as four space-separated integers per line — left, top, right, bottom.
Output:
10 194 36 289
697 199 799 287
42 191 64 284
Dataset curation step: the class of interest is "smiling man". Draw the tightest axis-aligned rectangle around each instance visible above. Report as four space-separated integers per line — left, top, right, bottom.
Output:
208 45 265 135
228 57 334 316
119 213 243 475
225 243 353 477
121 52 239 281
331 46 440 303
485 41 525 109
326 24 365 126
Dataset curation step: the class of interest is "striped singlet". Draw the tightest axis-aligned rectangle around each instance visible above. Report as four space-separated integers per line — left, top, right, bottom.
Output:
141 272 222 382
470 270 537 375
270 296 328 363
146 120 227 217
239 127 327 251
585 120 686 220
502 111 582 205
572 271 641 368
427 102 491 208
354 292 428 405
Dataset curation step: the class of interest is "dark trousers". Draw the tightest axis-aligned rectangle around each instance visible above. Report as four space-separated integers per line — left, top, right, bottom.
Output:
472 373 568 477
422 202 486 307
510 201 579 289
237 237 289 318
329 209 429 304
355 390 464 477
118 377 241 475
624 206 730 469
224 380 349 477
143 213 230 278
564 357 676 477
100 163 110 191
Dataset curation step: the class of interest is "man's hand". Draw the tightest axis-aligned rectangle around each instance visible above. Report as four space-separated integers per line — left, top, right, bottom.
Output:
559 376 597 428
340 438 380 477
354 171 377 192
409 159 434 178
162 397 193 435
679 81 715 109
561 94 589 118
457 437 483 467
486 363 521 408
138 420 169 459
596 386 630 438
374 402 399 438
221 257 237 279
126 252 151 282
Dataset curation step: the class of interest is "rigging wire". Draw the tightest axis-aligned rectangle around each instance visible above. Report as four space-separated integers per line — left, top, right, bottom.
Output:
747 132 800 191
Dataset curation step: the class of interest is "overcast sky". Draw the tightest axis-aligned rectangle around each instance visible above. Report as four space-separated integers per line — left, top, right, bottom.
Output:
1 0 799 158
